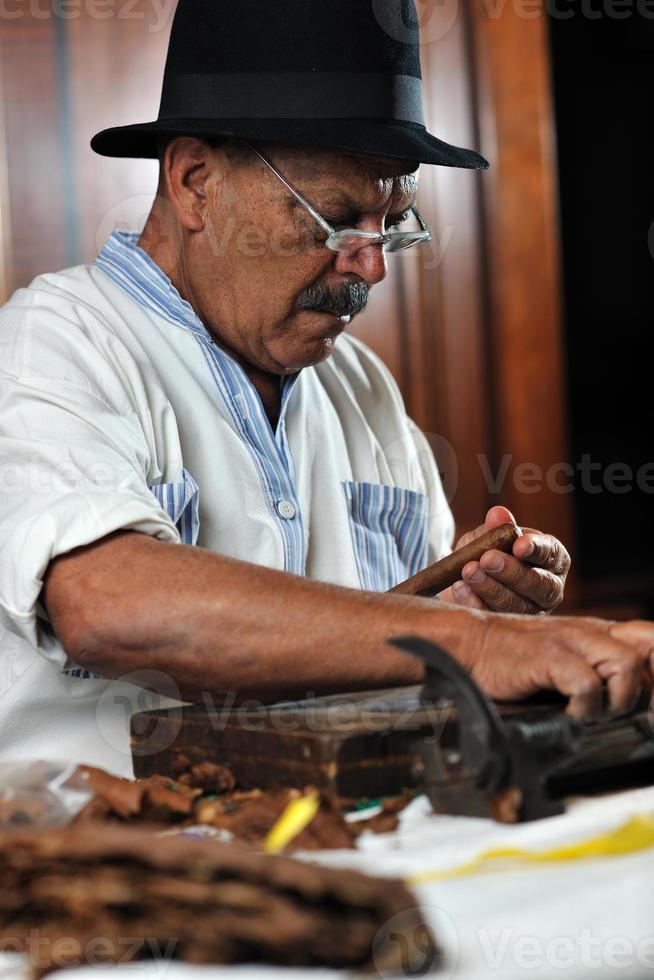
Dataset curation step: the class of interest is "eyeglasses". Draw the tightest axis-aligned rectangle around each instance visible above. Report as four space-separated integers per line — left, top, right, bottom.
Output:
244 141 432 255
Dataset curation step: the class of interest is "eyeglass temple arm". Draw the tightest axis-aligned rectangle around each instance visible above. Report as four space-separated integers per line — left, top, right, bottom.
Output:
243 140 334 236
411 206 431 237
245 140 431 241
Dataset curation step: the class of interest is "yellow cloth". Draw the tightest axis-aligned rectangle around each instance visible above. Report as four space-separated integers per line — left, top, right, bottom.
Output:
407 813 654 885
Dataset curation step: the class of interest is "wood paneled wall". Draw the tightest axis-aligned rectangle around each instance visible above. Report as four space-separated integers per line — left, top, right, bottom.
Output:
470 0 574 554
0 6 167 291
0 1 575 560
0 65 11 302
418 0 492 536
0 16 71 287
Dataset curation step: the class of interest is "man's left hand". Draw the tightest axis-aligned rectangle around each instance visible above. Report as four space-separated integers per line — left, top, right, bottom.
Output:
440 506 571 614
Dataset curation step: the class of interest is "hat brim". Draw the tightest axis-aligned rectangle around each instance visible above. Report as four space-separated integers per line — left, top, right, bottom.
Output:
91 117 488 169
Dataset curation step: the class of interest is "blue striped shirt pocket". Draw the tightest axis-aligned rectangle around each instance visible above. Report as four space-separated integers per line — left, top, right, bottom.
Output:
343 480 429 592
149 468 200 546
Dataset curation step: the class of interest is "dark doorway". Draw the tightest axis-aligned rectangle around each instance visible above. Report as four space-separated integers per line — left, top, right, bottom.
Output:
549 9 654 614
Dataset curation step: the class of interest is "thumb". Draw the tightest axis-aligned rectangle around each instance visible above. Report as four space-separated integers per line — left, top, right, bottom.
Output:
454 506 518 549
484 505 517 530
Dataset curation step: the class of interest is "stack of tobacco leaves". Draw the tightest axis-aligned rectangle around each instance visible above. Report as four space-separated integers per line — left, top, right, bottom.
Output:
0 824 438 976
71 764 410 850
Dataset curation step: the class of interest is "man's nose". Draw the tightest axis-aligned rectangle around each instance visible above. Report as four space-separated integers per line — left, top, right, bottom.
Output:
332 243 388 286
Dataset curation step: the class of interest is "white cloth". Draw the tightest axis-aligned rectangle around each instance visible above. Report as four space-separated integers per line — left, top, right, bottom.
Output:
4 788 653 980
0 234 454 776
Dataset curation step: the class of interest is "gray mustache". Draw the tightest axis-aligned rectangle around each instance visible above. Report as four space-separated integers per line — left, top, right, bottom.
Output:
296 282 369 318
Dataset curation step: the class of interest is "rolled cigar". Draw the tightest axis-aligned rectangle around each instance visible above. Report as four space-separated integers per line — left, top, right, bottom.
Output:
389 522 522 598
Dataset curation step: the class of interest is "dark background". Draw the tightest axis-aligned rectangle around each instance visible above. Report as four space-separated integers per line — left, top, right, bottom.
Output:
550 9 654 612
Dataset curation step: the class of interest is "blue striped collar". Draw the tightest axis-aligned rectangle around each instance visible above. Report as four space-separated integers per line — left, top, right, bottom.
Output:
94 231 208 336
94 230 300 425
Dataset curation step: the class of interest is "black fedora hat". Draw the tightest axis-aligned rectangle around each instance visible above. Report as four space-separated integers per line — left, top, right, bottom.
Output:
91 0 488 170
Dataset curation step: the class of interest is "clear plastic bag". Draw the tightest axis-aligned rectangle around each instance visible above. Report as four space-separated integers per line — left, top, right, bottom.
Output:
0 760 94 828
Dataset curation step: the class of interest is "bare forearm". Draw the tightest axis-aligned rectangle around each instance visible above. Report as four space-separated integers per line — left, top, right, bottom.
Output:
43 531 484 702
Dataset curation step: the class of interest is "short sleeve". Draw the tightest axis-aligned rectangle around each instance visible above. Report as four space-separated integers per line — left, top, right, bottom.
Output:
0 373 180 662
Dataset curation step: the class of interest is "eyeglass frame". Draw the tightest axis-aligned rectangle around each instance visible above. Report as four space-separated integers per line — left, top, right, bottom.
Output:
243 140 432 255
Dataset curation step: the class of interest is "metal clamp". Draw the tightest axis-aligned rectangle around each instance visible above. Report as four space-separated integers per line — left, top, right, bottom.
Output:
390 636 579 821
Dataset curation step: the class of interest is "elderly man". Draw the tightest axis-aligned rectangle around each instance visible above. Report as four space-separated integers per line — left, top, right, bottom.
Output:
0 0 652 776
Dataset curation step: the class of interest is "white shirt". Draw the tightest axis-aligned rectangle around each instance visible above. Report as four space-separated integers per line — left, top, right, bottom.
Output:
0 231 454 776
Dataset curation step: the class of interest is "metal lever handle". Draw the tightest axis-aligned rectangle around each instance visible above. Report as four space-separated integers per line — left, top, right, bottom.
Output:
389 635 511 792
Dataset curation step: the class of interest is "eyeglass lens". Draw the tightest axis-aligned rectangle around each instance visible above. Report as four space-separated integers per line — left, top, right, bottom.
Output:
327 231 431 254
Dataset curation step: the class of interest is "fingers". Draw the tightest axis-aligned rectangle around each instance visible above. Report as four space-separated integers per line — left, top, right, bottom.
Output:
472 616 605 716
609 620 654 663
462 553 562 612
463 561 540 614
609 620 654 687
451 526 569 615
545 651 604 720
440 582 489 611
512 531 571 578
571 627 643 716
472 615 646 720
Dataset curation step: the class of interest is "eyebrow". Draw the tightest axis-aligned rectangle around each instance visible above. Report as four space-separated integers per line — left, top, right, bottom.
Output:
295 194 416 223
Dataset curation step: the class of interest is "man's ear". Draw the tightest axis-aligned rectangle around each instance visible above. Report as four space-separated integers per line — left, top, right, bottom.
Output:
161 137 221 232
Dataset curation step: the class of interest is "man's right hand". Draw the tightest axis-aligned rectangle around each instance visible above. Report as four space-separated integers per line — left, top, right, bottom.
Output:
459 611 654 720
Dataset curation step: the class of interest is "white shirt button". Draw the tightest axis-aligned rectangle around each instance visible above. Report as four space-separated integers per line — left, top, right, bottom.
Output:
277 499 296 520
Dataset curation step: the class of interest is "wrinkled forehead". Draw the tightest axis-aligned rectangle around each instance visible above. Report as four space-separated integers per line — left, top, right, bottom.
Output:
256 142 420 210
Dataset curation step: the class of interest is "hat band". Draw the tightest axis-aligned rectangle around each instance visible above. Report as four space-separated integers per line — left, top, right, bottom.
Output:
159 72 425 126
